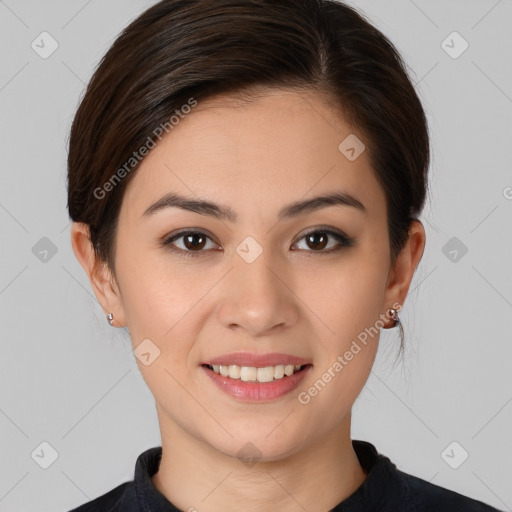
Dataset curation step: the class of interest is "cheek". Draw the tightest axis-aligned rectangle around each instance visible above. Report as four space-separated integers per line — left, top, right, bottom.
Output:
303 274 383 418
302 246 388 406
307 251 388 345
114 239 194 344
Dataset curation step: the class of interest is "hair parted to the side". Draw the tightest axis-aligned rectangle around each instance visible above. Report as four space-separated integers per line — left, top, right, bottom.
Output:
67 0 430 358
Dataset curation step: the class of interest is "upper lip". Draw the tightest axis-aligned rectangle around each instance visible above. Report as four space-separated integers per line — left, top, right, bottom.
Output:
203 352 312 367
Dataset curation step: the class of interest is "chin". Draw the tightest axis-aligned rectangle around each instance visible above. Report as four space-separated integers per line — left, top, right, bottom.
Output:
204 420 312 463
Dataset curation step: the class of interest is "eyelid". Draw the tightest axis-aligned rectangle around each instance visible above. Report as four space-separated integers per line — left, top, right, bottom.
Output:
296 225 352 243
162 227 217 243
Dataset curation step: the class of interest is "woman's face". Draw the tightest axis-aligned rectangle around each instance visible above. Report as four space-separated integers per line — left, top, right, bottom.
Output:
96 88 418 460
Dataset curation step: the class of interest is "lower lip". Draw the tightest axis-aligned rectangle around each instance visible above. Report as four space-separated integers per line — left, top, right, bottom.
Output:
202 365 312 402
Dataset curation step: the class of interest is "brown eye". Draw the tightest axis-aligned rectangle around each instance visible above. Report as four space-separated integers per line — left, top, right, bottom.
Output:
293 229 354 253
181 232 208 251
163 230 217 257
305 231 329 250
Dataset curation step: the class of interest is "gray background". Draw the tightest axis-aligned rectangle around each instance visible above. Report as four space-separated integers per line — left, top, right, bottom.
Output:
0 0 511 510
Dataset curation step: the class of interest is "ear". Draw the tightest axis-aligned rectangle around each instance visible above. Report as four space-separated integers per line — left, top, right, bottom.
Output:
70 222 126 327
382 220 426 322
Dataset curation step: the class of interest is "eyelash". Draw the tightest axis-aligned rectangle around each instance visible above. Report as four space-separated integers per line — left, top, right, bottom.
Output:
161 228 355 258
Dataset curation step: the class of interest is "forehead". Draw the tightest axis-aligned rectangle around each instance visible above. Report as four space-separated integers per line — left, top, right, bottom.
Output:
121 88 385 223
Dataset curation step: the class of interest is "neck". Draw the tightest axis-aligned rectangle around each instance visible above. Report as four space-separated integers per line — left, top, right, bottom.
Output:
151 410 367 512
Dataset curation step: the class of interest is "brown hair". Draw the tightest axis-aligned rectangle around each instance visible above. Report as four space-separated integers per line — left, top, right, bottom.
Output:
67 0 430 355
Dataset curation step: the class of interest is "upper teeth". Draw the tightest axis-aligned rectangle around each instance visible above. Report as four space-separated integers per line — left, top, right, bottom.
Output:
211 364 303 382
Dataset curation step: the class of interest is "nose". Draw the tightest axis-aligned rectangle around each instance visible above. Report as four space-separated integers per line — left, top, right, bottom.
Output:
216 245 299 337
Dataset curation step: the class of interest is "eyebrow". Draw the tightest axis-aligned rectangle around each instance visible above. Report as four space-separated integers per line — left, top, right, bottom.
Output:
142 191 366 221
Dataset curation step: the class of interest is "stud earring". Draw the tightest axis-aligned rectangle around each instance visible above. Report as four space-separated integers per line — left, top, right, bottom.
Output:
106 312 114 326
388 308 400 328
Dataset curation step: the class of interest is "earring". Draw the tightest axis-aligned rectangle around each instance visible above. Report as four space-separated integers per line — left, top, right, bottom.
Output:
106 312 114 326
388 308 400 328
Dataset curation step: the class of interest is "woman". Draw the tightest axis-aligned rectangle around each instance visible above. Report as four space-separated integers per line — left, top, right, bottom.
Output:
66 0 502 510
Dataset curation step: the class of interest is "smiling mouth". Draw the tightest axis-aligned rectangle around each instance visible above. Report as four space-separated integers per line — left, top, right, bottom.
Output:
202 363 311 383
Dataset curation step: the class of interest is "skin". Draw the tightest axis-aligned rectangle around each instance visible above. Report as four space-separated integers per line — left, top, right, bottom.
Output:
71 87 425 512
